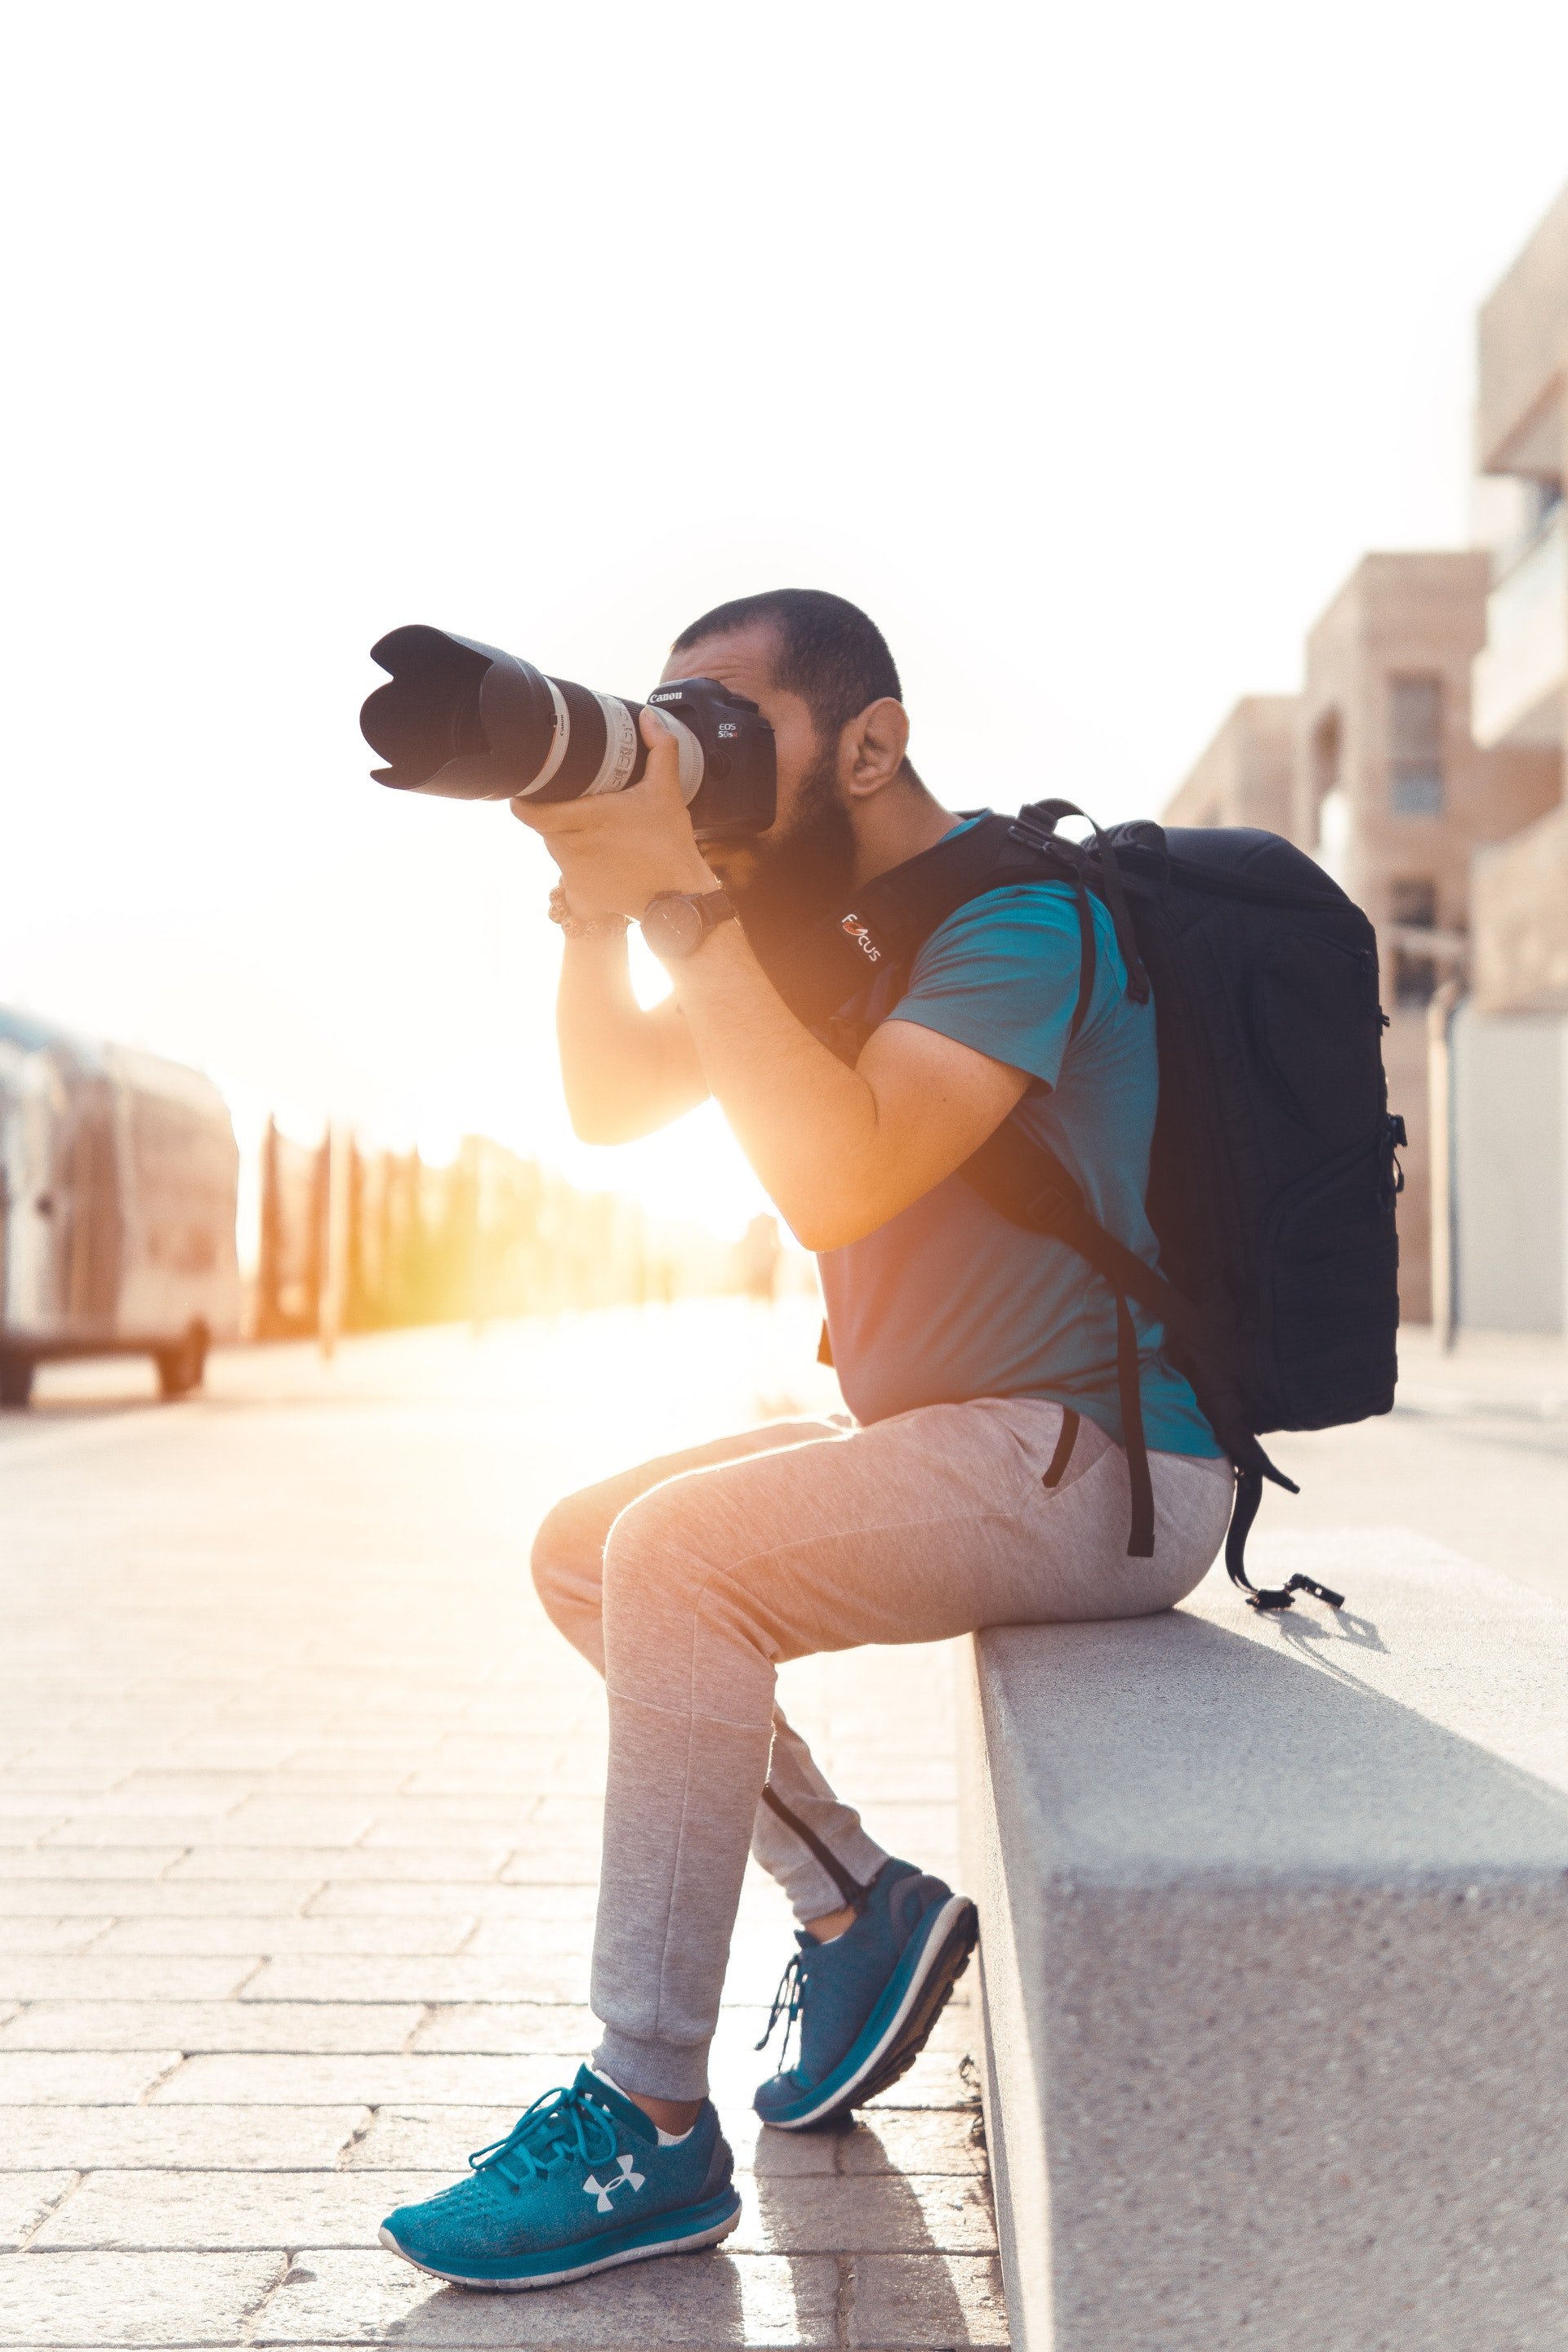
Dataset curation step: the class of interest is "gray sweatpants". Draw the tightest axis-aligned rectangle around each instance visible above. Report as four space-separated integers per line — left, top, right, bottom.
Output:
531 1396 1234 2101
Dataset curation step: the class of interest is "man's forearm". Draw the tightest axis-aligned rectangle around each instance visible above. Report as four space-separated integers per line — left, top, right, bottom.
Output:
661 924 893 1247
557 930 706 1143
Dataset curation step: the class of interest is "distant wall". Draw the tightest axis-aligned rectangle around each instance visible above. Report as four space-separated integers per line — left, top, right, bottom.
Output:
1452 1001 1567 1333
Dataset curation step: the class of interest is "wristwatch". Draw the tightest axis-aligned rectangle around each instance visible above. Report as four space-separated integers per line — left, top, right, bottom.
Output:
640 886 737 962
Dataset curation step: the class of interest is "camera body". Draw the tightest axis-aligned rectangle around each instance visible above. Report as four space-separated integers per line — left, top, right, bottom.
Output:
362 626 777 839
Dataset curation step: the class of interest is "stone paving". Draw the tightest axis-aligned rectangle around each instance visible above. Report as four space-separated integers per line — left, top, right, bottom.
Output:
0 1304 1005 2349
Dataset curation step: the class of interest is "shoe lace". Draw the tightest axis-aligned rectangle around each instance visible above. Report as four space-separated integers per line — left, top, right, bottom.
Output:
755 1945 813 2069
468 2084 620 2191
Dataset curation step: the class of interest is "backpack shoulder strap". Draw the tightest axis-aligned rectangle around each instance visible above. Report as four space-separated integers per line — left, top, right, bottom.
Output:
960 1120 1179 1559
963 1119 1325 1610
762 808 1090 1030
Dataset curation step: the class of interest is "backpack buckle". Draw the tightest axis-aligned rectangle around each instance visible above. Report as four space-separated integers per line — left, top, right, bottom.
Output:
1008 816 1060 858
1245 1572 1345 1615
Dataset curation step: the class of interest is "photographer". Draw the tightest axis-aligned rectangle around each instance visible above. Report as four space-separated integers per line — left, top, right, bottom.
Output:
379 590 1232 2292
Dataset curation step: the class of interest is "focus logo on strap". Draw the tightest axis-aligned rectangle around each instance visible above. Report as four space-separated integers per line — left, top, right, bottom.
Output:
840 915 882 963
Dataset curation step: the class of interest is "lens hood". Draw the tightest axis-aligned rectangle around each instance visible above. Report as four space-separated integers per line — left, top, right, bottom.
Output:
362 626 560 800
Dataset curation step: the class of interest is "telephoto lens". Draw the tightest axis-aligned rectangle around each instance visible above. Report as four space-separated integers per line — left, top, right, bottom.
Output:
362 626 776 839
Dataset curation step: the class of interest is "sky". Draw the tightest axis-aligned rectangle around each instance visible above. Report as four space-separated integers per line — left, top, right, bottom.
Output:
3 0 1567 1238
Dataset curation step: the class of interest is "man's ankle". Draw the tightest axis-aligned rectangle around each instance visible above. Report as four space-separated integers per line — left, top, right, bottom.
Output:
627 2089 703 2137
804 1900 857 1944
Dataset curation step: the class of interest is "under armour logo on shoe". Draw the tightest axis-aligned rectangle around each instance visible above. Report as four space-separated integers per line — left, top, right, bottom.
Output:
582 2152 645 2212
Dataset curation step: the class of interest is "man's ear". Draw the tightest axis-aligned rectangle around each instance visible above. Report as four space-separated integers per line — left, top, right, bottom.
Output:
840 698 911 801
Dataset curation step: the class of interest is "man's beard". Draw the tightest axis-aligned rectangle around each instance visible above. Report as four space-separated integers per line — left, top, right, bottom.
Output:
708 743 858 967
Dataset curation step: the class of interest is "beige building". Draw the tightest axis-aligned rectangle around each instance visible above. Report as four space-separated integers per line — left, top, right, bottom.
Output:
1294 552 1559 1319
1160 180 1568 1332
1162 696 1300 835
1165 555 1556 1322
1470 180 1568 1013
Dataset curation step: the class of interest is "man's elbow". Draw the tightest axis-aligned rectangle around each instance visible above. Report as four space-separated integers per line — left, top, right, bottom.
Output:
566 1094 636 1147
783 1195 885 1254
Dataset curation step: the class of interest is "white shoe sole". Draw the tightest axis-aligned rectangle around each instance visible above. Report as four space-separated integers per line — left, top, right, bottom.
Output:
377 2202 740 2292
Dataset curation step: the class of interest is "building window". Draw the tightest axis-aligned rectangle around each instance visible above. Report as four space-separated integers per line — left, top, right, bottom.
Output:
1388 675 1444 815
1390 876 1438 1004
1311 709 1348 880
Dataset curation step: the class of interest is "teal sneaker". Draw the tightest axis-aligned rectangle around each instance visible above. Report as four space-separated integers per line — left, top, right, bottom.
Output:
379 2065 740 2289
754 1856 977 2131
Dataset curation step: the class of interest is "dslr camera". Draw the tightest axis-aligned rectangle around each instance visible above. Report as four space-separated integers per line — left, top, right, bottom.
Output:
362 626 777 839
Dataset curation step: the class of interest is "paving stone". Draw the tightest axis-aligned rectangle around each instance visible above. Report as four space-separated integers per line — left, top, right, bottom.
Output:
278 1750 438 1775
729 2117 840 2178
250 1774 414 1798
846 2251 1009 2345
308 1882 596 1921
0 2107 370 2172
0 1961 256 2002
0 2055 181 2104
455 1915 611 1957
0 2006 426 2056
253 2245 839 2345
862 2054 978 2112
0 1851 187 1881
336 2108 520 2171
837 2110 988 2176
496 1849 600 1885
244 1961 586 2007
733 2173 996 2255
355 1798 541 1826
2 1321 1000 2338
150 2056 579 2105
58 1776 258 1812
93 1919 477 1958
31 2170 452 2250
168 1849 511 1882
407 2003 595 2053
0 2247 284 2344
0 2175 77 2253
354 1819 534 1851
0 1883 324 1919
0 1821 68 1847
39 1819 255 1850
164 1740 307 1771
0 1925 112 1956
202 1803 379 1845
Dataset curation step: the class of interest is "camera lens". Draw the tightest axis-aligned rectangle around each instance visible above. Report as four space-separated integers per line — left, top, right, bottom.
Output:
363 627 709 805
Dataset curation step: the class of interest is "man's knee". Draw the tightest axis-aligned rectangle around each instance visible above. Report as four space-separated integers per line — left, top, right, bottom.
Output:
600 1477 710 1623
530 1487 605 1627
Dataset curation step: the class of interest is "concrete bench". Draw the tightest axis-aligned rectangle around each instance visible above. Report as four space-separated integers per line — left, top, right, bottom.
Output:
960 1536 1568 2352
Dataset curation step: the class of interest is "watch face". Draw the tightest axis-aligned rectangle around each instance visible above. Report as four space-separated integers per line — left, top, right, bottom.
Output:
645 896 705 959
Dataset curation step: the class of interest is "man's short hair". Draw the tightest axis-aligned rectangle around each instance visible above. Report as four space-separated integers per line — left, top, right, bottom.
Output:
670 588 904 746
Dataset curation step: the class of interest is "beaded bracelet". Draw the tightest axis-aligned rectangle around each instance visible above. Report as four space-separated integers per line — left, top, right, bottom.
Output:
548 883 630 942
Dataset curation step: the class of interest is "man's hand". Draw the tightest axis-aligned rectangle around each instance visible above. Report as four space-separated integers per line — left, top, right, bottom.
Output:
511 710 717 919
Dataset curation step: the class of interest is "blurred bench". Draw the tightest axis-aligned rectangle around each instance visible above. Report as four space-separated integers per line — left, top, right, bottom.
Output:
960 1542 1568 2352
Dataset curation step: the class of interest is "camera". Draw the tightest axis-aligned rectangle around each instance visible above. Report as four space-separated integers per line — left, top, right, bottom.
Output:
362 626 777 839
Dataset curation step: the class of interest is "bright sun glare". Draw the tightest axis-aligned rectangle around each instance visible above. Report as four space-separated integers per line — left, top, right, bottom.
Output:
3 2 1567 1255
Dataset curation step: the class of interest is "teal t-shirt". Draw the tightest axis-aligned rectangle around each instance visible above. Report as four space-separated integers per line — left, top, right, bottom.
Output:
817 872 1221 1459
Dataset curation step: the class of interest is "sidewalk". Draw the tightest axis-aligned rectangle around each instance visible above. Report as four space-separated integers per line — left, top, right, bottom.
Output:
0 1306 1005 2350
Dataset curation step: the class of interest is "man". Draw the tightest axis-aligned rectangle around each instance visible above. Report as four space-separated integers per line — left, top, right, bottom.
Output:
380 590 1232 2290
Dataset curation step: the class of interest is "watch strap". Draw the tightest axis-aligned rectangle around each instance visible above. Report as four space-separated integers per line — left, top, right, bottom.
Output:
643 886 737 956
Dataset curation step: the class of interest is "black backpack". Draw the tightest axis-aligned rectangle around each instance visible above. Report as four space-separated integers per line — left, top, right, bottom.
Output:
767 801 1404 1614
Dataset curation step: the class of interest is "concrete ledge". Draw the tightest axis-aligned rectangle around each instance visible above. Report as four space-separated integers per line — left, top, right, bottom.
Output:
960 1535 1568 2352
